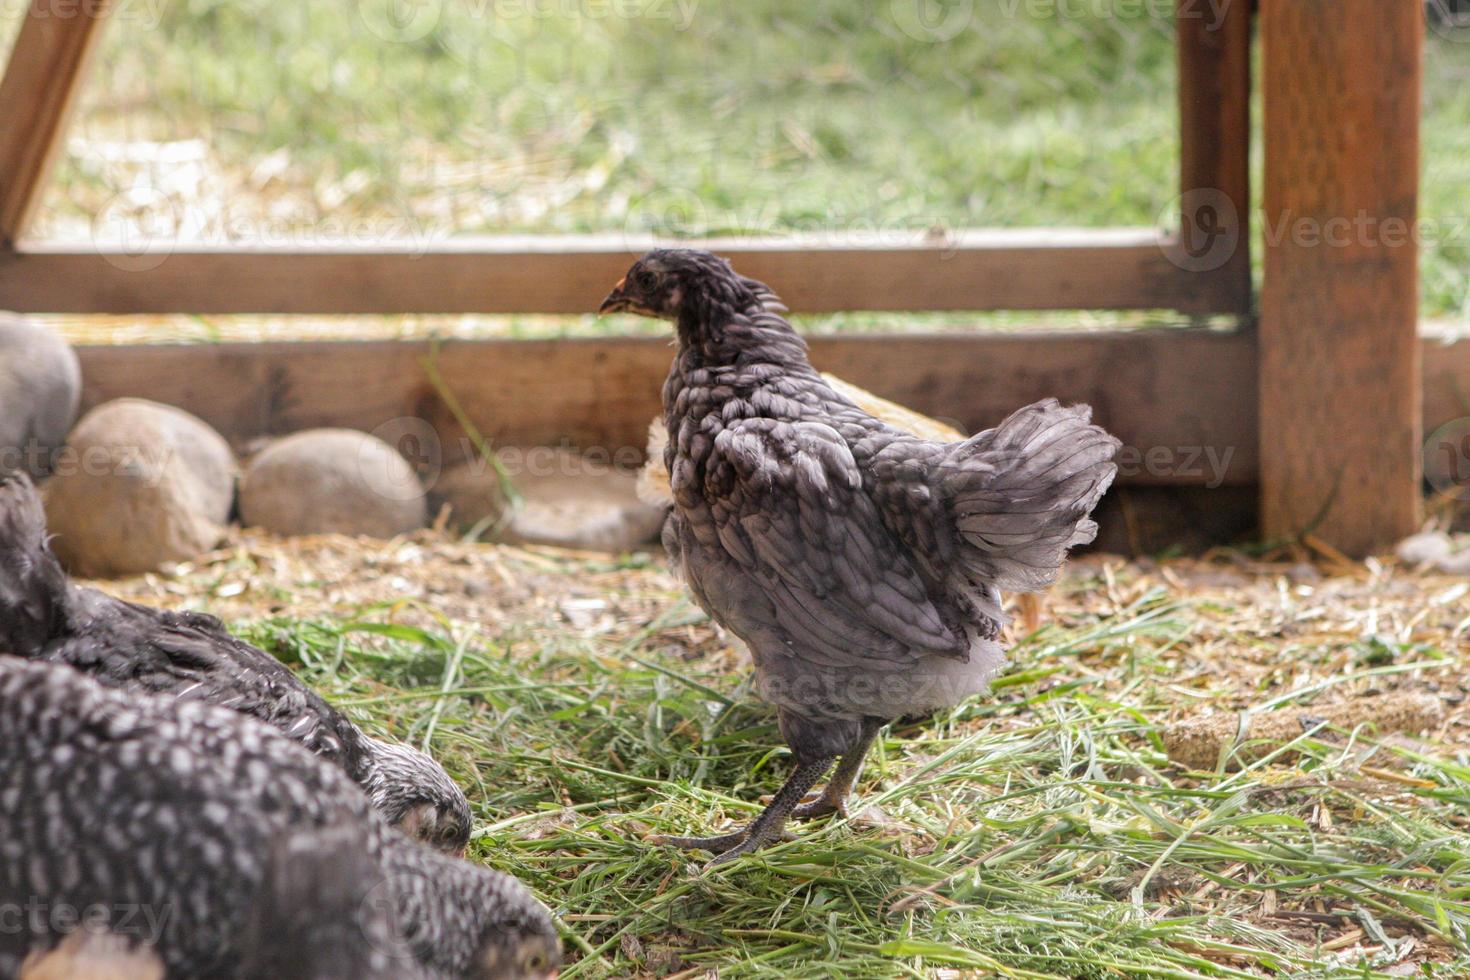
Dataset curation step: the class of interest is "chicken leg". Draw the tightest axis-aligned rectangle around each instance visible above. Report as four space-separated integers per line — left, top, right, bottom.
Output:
791 719 885 821
656 757 834 867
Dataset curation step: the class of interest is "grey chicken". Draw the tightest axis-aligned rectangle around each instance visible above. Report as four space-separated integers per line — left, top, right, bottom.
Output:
601 249 1119 865
0 471 472 855
0 658 561 980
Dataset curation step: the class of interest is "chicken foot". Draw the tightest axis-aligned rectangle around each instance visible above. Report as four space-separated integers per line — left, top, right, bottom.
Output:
656 757 835 867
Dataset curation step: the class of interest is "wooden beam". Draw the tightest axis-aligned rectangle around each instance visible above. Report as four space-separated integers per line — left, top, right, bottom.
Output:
1259 0 1422 555
2 231 1238 315
1175 0 1253 314
62 328 1470 546
0 0 111 247
71 329 1259 488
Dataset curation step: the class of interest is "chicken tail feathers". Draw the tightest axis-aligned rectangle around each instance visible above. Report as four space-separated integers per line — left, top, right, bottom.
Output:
938 399 1119 594
0 470 70 655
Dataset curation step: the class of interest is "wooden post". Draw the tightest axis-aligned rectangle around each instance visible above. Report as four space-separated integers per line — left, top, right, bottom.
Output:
0 0 112 248
1176 0 1253 315
1259 0 1423 555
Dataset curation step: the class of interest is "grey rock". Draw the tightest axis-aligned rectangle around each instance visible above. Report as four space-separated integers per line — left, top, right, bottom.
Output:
42 398 235 576
432 447 665 553
0 313 81 478
240 428 427 539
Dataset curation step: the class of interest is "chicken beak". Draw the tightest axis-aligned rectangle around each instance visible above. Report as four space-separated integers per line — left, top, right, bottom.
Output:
598 278 628 315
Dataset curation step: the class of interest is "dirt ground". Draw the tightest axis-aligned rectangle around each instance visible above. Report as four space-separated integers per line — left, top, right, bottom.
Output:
89 530 1470 743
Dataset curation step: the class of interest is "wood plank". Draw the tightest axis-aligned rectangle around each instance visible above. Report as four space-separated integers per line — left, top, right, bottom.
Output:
2 231 1235 315
1259 0 1422 555
1175 0 1253 313
62 327 1470 547
1425 327 1470 427
0 0 112 247
72 329 1259 488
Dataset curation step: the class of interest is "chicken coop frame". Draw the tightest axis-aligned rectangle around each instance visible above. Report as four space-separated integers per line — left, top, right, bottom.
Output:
0 0 1453 555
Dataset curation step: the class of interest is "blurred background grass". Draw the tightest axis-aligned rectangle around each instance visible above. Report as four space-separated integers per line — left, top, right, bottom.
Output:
1 1 1467 331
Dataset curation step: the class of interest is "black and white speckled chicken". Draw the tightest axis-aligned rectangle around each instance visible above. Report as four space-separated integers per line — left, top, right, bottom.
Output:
0 658 561 980
0 471 472 855
601 249 1119 865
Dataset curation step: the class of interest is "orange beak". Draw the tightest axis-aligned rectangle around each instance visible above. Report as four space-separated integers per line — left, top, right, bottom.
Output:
598 277 627 315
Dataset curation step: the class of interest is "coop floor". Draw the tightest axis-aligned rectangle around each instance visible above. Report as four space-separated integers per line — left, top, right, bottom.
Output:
90 534 1470 979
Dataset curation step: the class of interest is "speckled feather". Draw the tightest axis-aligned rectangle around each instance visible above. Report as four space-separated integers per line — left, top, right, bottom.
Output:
0 472 472 855
0 659 559 980
621 249 1118 759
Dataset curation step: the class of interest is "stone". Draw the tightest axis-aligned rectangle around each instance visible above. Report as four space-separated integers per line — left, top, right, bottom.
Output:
240 428 427 539
43 399 236 576
0 313 82 478
431 447 665 553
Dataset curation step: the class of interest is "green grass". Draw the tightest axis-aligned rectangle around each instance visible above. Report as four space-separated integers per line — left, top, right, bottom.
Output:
6 2 1467 322
230 570 1470 978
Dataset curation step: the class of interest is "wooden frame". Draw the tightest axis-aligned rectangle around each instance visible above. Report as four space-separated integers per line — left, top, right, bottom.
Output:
0 0 110 248
1176 0 1253 315
0 2 1252 316
0 1 1433 555
65 328 1470 488
1259 0 1424 553
2 231 1219 315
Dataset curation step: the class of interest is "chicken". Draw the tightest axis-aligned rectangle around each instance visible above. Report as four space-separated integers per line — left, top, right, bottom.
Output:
601 249 1119 865
0 471 472 856
0 658 560 980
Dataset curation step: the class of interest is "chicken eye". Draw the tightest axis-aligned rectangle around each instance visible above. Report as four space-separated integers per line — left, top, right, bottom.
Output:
635 269 657 291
